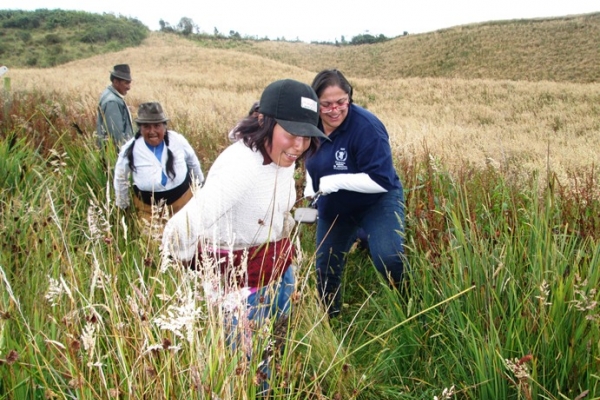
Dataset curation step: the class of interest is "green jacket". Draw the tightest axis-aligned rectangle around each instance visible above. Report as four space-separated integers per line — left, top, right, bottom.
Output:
96 85 133 147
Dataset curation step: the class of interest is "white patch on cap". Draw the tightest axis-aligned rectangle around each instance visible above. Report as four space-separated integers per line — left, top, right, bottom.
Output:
301 97 318 113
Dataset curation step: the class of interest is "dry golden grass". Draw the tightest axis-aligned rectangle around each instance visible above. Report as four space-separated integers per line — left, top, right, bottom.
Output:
247 12 600 83
8 32 600 181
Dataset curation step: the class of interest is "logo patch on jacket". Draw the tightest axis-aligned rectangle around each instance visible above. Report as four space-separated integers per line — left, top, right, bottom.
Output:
334 148 348 170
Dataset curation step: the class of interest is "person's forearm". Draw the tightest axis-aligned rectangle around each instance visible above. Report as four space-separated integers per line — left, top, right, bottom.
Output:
319 173 386 194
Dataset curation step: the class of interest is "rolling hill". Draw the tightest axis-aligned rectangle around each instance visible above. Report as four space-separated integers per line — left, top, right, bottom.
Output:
241 12 600 83
1 9 599 83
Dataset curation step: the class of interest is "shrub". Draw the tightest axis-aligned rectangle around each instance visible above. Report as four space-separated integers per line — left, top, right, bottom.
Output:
17 30 31 43
44 33 62 45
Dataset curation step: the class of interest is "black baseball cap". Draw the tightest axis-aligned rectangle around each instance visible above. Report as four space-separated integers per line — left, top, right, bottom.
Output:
259 79 329 140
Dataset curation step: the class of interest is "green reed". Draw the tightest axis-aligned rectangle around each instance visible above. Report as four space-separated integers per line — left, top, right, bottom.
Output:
1 93 599 399
330 157 600 399
0 118 365 398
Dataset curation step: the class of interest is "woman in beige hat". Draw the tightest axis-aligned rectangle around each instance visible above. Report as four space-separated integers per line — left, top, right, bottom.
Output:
114 102 204 228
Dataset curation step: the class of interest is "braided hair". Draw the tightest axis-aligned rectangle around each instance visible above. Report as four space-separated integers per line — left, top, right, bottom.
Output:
125 129 176 180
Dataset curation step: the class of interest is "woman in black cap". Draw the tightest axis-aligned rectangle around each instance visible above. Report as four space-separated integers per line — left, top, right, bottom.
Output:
162 78 326 347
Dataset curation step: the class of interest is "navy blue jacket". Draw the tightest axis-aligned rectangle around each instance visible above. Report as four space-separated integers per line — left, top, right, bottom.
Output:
305 104 402 219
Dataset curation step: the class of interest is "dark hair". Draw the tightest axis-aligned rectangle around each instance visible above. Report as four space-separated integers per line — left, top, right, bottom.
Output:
125 126 176 179
248 101 260 116
234 114 319 160
311 69 353 104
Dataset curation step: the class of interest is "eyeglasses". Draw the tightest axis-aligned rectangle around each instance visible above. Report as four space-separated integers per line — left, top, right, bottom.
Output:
320 98 349 114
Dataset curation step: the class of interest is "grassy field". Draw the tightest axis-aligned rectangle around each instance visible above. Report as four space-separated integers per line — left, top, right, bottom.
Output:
1 31 599 399
208 12 600 83
5 32 600 180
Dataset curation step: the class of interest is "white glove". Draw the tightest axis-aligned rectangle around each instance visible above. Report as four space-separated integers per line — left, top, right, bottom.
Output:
303 170 316 197
318 175 340 195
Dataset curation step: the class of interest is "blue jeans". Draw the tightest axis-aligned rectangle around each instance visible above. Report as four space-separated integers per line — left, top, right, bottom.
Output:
247 265 296 322
226 266 295 345
244 266 295 395
316 189 406 316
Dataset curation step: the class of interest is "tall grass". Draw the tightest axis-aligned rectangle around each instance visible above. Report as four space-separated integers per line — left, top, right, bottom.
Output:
2 34 600 397
0 95 376 398
322 160 600 398
0 128 347 398
1 88 598 399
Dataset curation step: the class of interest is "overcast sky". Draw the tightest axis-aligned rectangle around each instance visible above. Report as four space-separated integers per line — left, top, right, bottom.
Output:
6 0 599 42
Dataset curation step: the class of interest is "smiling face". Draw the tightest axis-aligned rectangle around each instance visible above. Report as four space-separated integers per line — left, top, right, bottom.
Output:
267 123 311 167
318 85 350 135
140 122 166 147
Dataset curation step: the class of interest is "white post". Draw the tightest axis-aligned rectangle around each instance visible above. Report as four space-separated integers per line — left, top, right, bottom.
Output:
1 66 9 121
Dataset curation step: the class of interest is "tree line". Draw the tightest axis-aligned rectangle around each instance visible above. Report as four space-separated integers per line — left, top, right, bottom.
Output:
0 9 148 67
0 9 148 45
159 17 405 45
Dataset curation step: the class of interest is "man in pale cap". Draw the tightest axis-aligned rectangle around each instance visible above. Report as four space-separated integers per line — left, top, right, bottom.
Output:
96 64 134 147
